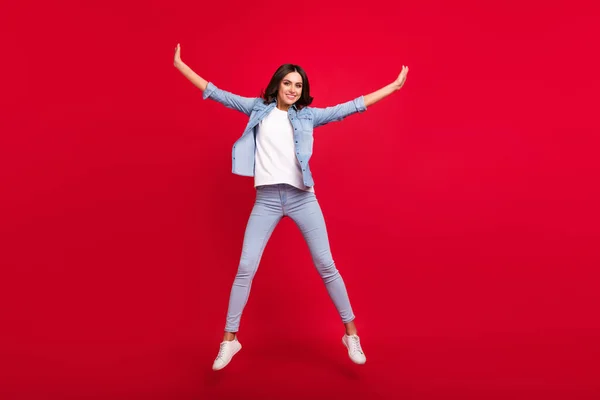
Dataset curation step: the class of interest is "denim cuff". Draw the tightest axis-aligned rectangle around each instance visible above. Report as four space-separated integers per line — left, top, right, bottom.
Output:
203 81 217 100
353 95 367 112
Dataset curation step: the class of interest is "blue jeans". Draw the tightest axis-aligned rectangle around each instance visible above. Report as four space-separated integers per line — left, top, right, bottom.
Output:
224 184 356 332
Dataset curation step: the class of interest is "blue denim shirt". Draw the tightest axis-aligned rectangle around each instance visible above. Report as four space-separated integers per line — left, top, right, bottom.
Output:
202 82 367 187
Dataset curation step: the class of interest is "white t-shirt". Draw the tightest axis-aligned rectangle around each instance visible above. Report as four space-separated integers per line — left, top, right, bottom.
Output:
254 107 314 192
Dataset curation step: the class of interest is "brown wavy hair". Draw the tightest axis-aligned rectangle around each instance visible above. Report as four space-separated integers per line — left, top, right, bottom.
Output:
261 64 313 109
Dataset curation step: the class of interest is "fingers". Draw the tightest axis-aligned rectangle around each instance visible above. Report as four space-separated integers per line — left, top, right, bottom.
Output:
174 44 181 65
400 65 409 78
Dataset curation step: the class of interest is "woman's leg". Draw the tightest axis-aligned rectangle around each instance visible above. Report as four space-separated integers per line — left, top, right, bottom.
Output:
213 186 283 371
284 186 366 364
284 187 356 330
223 186 283 337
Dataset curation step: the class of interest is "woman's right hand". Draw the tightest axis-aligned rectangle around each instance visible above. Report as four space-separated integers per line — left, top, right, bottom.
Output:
174 43 182 67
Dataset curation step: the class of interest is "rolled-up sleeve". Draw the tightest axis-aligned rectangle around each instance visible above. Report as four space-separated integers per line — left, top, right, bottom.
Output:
202 82 258 116
202 82 218 100
310 96 367 128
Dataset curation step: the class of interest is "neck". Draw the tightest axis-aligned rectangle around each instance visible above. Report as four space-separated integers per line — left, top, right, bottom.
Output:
276 97 294 112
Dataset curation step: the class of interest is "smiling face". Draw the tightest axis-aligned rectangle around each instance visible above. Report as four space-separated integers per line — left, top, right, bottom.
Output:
276 71 303 110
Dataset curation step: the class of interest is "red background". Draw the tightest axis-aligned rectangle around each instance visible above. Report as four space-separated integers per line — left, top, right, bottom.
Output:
1 0 599 399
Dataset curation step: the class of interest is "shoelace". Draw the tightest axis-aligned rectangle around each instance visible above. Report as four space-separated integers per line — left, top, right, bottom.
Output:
349 336 364 354
216 342 227 360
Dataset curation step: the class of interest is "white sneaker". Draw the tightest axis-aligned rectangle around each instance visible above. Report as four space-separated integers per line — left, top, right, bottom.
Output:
212 339 242 371
342 334 366 364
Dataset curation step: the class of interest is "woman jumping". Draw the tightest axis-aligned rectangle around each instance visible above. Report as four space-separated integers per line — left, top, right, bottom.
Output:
174 43 409 370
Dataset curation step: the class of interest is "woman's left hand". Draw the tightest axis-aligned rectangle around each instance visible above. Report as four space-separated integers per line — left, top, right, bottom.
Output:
393 65 409 90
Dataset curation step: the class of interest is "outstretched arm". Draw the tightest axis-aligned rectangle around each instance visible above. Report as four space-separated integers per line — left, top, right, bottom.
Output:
173 43 257 116
364 66 409 107
310 66 409 128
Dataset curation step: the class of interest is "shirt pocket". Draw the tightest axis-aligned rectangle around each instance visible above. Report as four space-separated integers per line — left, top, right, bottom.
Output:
296 114 314 133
